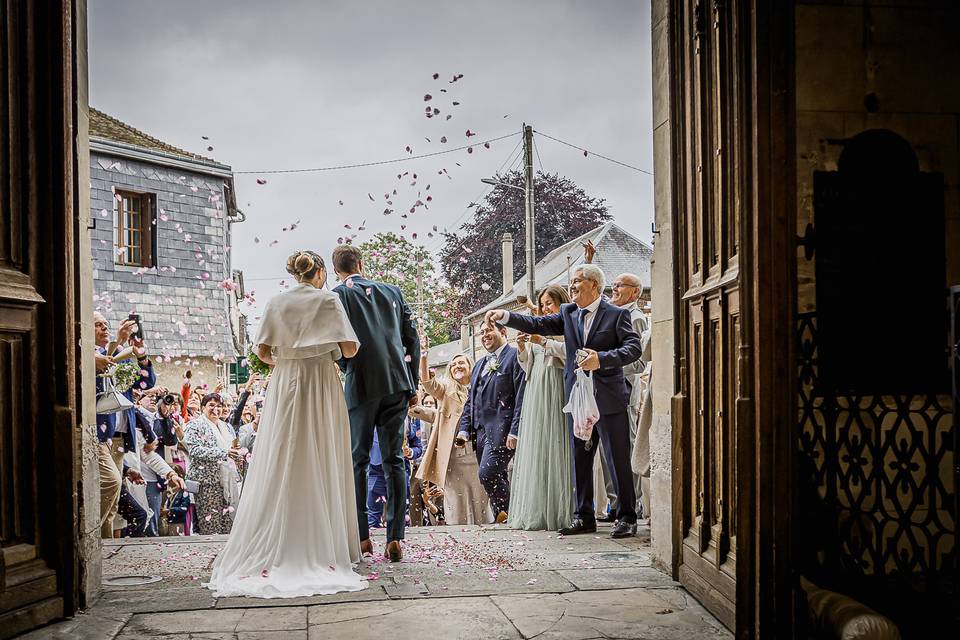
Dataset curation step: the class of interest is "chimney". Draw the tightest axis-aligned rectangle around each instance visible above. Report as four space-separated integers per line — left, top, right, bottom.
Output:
501 232 514 297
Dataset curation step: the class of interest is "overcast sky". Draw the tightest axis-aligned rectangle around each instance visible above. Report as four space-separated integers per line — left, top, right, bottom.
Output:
89 0 653 321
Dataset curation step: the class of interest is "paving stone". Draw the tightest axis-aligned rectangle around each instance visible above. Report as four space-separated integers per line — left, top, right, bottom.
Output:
238 632 307 640
558 566 678 590
236 606 308 630
97 585 216 613
307 597 520 639
216 584 388 609
18 611 131 640
491 589 731 640
124 608 245 634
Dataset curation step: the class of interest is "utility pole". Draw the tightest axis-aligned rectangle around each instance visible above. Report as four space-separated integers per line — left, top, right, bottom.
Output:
523 124 536 304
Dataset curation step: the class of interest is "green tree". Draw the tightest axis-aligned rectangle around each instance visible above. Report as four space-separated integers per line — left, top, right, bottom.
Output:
357 232 462 344
439 170 612 314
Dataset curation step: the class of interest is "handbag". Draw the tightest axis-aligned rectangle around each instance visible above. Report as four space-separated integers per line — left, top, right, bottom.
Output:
96 376 134 415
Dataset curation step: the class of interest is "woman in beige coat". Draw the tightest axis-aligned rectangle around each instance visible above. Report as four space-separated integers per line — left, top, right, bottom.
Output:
414 336 491 525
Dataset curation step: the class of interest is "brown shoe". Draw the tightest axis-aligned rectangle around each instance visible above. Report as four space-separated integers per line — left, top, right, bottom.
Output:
386 540 402 563
360 539 374 556
495 511 508 524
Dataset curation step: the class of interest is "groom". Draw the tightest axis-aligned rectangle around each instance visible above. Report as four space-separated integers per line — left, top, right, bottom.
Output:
332 245 420 562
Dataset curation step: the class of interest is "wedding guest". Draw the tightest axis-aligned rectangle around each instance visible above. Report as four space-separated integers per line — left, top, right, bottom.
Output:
610 272 650 518
137 393 186 536
508 285 574 531
455 323 525 524
182 393 243 534
408 394 437 525
486 264 643 538
415 341 490 525
367 417 422 528
94 311 156 538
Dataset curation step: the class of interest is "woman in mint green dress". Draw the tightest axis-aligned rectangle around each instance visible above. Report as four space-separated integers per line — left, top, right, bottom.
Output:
508 284 574 531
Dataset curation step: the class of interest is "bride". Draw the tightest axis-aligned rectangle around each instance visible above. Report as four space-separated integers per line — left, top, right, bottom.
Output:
206 250 368 598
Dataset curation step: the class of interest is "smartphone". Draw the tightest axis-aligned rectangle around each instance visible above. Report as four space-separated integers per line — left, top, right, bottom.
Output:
128 313 143 341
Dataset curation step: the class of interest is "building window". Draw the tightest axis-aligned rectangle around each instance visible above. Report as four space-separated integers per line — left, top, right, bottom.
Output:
114 190 155 267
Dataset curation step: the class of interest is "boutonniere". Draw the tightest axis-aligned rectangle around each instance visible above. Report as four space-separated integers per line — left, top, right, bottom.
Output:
486 358 500 374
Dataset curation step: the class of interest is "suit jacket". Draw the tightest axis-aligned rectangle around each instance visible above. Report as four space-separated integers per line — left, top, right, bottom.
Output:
95 348 156 449
504 300 642 415
334 276 420 409
458 344 526 445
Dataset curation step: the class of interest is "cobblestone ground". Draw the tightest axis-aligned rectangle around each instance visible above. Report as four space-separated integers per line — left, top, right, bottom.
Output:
22 523 730 640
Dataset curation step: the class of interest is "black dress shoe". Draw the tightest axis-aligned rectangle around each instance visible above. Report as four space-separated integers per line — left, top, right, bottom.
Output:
558 519 597 535
610 521 637 539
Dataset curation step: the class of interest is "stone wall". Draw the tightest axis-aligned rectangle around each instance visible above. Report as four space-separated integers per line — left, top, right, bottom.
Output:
648 0 674 574
89 151 235 363
794 0 958 585
73 0 102 607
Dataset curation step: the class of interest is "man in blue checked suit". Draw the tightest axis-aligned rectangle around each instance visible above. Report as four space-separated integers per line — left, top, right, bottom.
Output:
485 264 644 538
456 323 525 523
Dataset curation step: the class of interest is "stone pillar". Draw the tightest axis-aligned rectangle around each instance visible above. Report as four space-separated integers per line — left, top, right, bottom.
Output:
501 233 514 296
73 0 104 608
649 0 676 576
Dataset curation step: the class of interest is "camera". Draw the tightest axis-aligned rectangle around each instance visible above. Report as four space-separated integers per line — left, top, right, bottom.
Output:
160 393 178 406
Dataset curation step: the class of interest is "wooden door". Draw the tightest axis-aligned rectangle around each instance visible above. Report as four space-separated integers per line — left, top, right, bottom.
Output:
0 1 82 637
666 0 796 636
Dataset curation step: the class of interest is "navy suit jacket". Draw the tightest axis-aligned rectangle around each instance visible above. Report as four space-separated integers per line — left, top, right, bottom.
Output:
334 276 420 409
504 300 642 415
458 344 526 445
95 348 156 449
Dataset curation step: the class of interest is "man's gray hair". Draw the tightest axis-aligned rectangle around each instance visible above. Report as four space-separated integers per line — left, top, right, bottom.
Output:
576 264 606 291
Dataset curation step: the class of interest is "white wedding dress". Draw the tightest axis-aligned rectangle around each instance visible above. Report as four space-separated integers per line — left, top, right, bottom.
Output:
206 283 368 598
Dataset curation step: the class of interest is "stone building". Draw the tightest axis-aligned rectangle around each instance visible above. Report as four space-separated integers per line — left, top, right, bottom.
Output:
464 222 652 360
88 108 247 388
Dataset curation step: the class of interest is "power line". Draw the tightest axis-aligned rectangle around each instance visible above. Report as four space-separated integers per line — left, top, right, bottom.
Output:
234 132 521 175
533 130 652 176
423 136 525 252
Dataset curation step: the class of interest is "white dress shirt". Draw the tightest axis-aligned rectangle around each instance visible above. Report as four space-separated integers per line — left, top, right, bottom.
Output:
480 343 508 377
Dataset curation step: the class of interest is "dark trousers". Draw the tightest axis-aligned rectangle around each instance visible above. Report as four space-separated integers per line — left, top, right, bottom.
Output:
349 391 409 543
572 410 637 525
117 486 148 538
366 464 388 529
475 429 514 517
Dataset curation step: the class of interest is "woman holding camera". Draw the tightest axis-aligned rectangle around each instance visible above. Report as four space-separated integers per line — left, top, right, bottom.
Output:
182 393 244 534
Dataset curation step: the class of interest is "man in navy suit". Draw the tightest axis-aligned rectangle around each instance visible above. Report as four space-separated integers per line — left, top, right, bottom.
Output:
456 323 525 523
333 245 420 562
485 264 644 538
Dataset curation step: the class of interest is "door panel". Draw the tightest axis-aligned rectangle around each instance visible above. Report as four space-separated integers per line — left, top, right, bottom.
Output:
0 1 80 636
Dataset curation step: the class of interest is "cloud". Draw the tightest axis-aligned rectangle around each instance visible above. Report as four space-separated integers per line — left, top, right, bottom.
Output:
89 0 653 326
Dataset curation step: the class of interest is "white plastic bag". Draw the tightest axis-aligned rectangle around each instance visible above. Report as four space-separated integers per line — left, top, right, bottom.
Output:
563 369 600 441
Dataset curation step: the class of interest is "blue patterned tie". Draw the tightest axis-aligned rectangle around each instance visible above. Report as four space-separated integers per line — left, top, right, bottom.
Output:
578 308 588 343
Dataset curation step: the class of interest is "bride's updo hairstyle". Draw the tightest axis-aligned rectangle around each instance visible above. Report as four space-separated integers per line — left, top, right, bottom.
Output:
286 250 325 282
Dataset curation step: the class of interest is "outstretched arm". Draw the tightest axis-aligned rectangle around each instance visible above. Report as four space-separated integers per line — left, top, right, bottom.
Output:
487 309 565 337
398 291 421 392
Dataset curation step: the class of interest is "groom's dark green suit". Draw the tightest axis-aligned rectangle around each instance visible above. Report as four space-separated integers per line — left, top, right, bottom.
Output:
334 275 420 544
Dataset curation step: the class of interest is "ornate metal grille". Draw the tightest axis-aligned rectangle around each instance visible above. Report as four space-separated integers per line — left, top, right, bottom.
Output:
797 312 957 630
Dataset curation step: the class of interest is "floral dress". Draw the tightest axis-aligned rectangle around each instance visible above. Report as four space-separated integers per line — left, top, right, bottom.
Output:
183 416 239 534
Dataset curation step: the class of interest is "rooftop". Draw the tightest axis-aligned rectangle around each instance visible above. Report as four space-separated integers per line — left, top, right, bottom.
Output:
89 107 227 168
468 221 653 319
